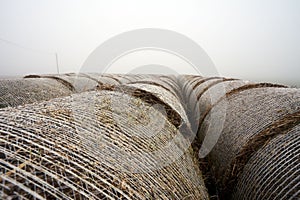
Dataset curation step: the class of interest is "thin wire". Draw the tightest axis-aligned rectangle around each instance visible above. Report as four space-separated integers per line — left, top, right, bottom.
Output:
0 37 54 55
0 37 60 73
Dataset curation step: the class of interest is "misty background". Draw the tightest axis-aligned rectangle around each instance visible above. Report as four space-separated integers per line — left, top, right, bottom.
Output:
0 0 299 86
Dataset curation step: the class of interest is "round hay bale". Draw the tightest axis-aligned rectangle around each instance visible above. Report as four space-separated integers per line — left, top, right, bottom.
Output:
179 76 224 133
199 87 300 197
41 74 99 93
127 78 179 99
178 75 200 97
0 88 209 199
196 80 254 128
81 73 121 85
233 121 300 200
0 78 72 108
182 77 223 113
112 74 141 84
189 78 238 111
123 83 189 131
183 76 213 102
159 76 183 100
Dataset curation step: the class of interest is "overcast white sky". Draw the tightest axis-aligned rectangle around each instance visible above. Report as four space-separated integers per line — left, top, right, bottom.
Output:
0 0 299 86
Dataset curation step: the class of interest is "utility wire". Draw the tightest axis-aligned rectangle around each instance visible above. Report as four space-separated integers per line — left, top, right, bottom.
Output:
0 37 54 55
0 37 60 74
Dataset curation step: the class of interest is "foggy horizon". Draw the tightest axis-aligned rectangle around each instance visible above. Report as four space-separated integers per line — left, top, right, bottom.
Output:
0 0 299 86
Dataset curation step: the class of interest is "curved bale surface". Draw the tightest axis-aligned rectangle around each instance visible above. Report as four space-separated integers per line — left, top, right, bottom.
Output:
83 73 122 85
38 74 100 93
199 86 300 198
0 78 72 108
182 76 212 104
233 120 300 200
179 76 222 111
159 75 183 99
178 76 224 133
127 77 180 99
0 73 123 108
188 78 237 120
196 80 254 131
124 80 190 137
111 74 143 84
0 88 209 199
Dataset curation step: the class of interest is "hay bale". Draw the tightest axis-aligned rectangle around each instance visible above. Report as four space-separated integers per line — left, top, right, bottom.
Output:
0 88 209 199
195 80 254 131
39 74 99 92
127 78 180 99
188 78 236 120
83 73 121 85
0 73 127 108
180 76 223 112
178 76 225 133
182 76 212 102
159 75 183 101
233 120 300 200
111 74 140 84
0 78 72 108
199 87 300 198
123 82 189 133
178 76 206 108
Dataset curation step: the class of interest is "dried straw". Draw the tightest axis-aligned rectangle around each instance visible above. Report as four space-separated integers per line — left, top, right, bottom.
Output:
0 84 209 199
190 77 299 198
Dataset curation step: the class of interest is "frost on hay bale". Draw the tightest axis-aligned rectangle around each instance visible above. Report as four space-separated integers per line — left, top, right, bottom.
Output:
0 88 209 199
199 86 300 198
0 78 72 108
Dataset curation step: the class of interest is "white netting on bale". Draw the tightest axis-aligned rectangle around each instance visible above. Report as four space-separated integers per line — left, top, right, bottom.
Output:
0 78 73 108
127 78 180 100
124 82 189 130
39 74 99 93
0 87 209 199
83 73 121 85
179 76 225 112
199 87 300 198
181 76 211 104
233 122 300 200
188 78 237 123
0 73 128 109
178 76 228 134
197 80 253 117
158 76 183 100
110 74 141 84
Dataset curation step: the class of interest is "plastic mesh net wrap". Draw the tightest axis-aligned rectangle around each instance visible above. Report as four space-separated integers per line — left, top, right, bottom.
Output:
180 76 207 103
179 76 228 132
0 85 209 199
179 76 222 112
127 77 181 100
188 77 241 116
195 80 255 132
199 85 300 199
232 114 300 200
0 73 126 109
109 74 142 84
158 76 182 100
82 73 121 85
35 74 100 93
124 77 193 141
0 78 73 108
